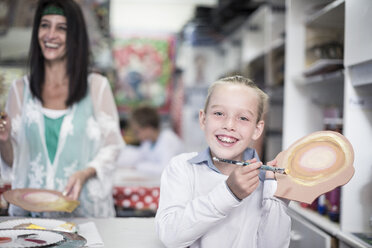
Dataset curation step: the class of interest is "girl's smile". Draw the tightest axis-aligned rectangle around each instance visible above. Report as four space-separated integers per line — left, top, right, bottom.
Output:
216 134 238 145
199 83 264 163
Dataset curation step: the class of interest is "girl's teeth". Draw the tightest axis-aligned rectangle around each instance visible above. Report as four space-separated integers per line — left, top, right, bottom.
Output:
218 136 236 143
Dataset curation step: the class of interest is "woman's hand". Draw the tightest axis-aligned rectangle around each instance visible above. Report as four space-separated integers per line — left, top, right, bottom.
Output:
0 112 11 142
0 112 14 166
63 167 96 200
226 158 261 200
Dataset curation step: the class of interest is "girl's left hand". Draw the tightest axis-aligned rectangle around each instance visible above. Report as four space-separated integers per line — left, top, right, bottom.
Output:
265 159 277 180
63 168 96 200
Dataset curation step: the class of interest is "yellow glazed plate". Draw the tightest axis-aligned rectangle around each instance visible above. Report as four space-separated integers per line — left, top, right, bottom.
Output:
3 188 79 213
275 131 354 204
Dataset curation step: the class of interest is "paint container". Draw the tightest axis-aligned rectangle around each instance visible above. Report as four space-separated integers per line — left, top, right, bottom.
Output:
317 194 327 215
326 187 340 222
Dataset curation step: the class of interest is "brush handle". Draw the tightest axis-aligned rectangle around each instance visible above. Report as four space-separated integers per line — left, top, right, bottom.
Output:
259 165 285 174
213 157 286 174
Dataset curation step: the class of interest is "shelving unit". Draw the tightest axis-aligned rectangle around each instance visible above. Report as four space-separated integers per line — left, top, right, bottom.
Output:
240 3 285 162
293 70 344 107
175 1 371 246
344 0 372 70
289 202 369 248
241 4 285 85
285 0 372 247
305 0 345 27
295 70 343 86
284 0 344 145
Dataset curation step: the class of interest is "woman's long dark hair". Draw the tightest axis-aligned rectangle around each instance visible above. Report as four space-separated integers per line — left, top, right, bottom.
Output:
29 0 89 106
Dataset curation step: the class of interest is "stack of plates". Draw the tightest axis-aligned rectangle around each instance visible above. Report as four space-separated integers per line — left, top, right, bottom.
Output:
0 218 86 248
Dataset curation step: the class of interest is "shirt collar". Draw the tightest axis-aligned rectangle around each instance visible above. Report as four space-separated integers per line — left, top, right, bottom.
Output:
188 147 265 180
188 148 218 172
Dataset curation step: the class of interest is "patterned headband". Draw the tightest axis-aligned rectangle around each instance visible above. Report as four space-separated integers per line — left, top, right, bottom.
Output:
42 5 65 16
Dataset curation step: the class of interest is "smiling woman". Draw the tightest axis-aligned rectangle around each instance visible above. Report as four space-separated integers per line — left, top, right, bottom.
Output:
0 0 123 218
38 14 67 63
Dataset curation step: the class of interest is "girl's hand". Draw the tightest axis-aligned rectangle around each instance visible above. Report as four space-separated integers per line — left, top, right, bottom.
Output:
226 158 261 200
63 167 96 200
265 159 277 180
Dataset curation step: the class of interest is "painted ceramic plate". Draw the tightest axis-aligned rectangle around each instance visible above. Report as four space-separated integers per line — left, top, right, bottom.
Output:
54 231 86 248
284 131 353 185
0 219 77 233
3 189 79 213
0 229 63 247
275 131 354 204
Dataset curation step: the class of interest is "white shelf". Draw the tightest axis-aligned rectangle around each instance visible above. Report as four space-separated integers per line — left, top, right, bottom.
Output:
289 202 371 248
289 202 340 235
303 59 343 76
244 51 265 65
243 38 283 64
269 37 285 52
306 0 345 28
349 59 372 86
294 69 344 86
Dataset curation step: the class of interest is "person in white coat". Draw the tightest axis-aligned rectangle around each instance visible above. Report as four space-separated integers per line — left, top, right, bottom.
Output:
116 105 184 175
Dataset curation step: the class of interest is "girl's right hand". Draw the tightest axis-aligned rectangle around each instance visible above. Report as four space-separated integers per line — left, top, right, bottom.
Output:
0 112 11 142
226 158 261 200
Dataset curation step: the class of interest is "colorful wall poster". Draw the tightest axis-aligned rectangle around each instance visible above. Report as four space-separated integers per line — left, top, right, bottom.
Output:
112 35 175 113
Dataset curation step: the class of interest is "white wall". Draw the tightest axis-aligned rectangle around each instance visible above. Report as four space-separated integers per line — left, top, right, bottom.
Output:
110 0 216 34
0 28 31 61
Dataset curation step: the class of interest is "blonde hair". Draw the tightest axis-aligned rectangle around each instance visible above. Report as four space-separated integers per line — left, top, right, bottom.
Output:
203 75 269 123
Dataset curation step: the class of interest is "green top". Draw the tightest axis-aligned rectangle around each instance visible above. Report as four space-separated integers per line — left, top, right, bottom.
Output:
44 115 65 163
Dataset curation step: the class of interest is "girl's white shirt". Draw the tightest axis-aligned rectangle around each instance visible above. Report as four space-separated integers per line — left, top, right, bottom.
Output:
155 152 291 248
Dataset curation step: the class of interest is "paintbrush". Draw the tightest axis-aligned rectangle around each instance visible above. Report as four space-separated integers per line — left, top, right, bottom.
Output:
212 157 287 174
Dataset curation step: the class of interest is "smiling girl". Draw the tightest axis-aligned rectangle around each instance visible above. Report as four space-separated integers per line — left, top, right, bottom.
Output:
155 75 291 248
